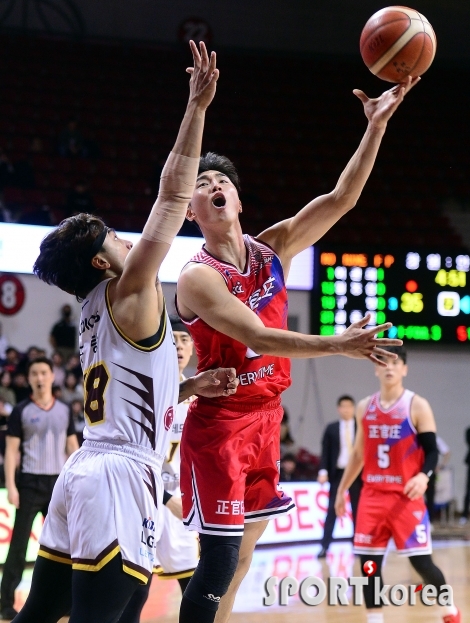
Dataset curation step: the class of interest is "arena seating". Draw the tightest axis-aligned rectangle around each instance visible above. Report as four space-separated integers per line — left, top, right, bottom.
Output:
0 34 466 247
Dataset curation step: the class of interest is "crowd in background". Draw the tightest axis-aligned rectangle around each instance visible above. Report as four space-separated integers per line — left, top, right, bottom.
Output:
0 306 85 475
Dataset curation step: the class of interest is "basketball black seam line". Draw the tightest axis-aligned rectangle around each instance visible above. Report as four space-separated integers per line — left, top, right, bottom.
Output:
360 15 412 54
361 13 428 60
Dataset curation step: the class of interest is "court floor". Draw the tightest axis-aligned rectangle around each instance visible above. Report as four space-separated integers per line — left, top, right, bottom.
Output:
9 540 469 622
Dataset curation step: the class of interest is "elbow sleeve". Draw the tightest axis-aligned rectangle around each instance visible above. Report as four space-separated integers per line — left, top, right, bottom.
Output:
417 431 438 477
141 151 200 245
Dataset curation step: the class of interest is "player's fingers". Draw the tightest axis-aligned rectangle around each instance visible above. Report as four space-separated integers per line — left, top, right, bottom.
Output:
353 89 369 103
186 67 195 74
208 50 217 74
189 40 201 67
199 41 209 70
372 347 398 359
369 321 392 334
371 338 402 347
369 353 388 367
223 367 237 382
352 313 371 329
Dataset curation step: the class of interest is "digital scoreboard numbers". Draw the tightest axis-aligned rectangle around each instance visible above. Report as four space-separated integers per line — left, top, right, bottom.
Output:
312 248 470 345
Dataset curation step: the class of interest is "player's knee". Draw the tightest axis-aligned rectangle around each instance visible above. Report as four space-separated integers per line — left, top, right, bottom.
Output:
408 555 446 591
184 539 241 611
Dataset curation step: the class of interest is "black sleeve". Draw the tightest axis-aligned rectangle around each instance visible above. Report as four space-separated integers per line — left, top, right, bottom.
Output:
67 407 77 436
417 432 439 477
6 404 23 439
163 490 173 505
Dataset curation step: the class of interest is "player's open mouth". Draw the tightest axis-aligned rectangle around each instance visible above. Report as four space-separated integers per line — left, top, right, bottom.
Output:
212 193 226 208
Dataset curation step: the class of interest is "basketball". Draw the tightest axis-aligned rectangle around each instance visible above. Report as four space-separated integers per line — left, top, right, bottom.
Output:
360 6 436 83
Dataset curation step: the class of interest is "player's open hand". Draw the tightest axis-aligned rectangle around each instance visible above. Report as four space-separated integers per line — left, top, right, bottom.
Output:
403 472 429 500
338 314 403 366
186 40 219 111
354 75 420 129
192 367 239 398
335 490 348 518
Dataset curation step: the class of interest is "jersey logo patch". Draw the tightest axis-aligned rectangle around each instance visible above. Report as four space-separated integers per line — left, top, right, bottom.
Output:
164 407 174 431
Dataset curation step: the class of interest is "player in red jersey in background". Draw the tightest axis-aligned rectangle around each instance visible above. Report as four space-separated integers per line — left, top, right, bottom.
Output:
336 346 461 623
176 77 419 623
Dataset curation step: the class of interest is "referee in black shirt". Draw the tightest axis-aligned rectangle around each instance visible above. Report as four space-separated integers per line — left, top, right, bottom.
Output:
0 357 79 620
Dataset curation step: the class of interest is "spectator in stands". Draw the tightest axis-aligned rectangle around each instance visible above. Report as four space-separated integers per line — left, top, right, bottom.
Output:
64 352 81 378
61 372 83 405
0 322 9 362
58 119 87 158
3 348 20 375
279 453 307 482
0 148 14 191
70 399 85 446
17 346 41 375
30 138 44 155
280 408 296 457
65 180 96 217
460 427 470 525
317 395 362 558
52 385 63 401
49 304 76 361
0 357 78 620
12 372 30 404
0 371 16 406
10 154 35 190
51 351 66 388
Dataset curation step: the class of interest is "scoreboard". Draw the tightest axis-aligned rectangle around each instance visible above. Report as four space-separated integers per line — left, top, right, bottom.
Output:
311 247 470 345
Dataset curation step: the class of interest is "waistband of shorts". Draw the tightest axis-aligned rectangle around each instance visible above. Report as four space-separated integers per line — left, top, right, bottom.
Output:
194 395 282 414
81 439 163 469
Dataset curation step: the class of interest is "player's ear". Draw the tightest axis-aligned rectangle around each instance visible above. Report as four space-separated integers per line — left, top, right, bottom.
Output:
239 201 242 213
403 364 408 377
186 203 196 221
91 254 110 271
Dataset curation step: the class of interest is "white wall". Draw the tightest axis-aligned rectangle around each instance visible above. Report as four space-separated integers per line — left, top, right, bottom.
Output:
0 274 81 353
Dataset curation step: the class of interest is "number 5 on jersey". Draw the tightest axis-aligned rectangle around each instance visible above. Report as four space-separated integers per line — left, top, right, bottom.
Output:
377 444 390 468
84 361 110 425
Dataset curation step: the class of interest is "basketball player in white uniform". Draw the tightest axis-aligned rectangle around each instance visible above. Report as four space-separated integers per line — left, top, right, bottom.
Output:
14 42 238 623
119 316 199 623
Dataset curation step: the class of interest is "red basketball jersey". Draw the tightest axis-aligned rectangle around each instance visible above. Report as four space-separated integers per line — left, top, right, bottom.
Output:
178 235 291 408
362 389 424 492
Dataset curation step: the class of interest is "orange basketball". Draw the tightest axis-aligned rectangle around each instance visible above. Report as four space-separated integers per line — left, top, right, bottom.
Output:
360 6 436 83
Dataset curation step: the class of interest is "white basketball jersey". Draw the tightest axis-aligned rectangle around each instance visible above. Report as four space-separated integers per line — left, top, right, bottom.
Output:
161 375 194 496
79 279 179 458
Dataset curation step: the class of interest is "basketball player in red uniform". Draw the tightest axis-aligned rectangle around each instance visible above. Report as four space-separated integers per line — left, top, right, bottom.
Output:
336 346 461 623
176 77 419 623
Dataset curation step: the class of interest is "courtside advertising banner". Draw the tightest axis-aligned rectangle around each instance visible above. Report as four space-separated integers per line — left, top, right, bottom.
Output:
258 482 353 545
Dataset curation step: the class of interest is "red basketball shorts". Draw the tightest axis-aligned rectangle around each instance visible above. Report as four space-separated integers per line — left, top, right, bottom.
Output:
353 486 432 556
180 398 295 536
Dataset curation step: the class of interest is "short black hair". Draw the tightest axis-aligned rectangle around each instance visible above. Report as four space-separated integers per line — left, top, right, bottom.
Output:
382 345 407 364
198 152 241 193
27 356 53 375
33 213 108 300
169 314 190 335
281 453 297 463
337 394 355 406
